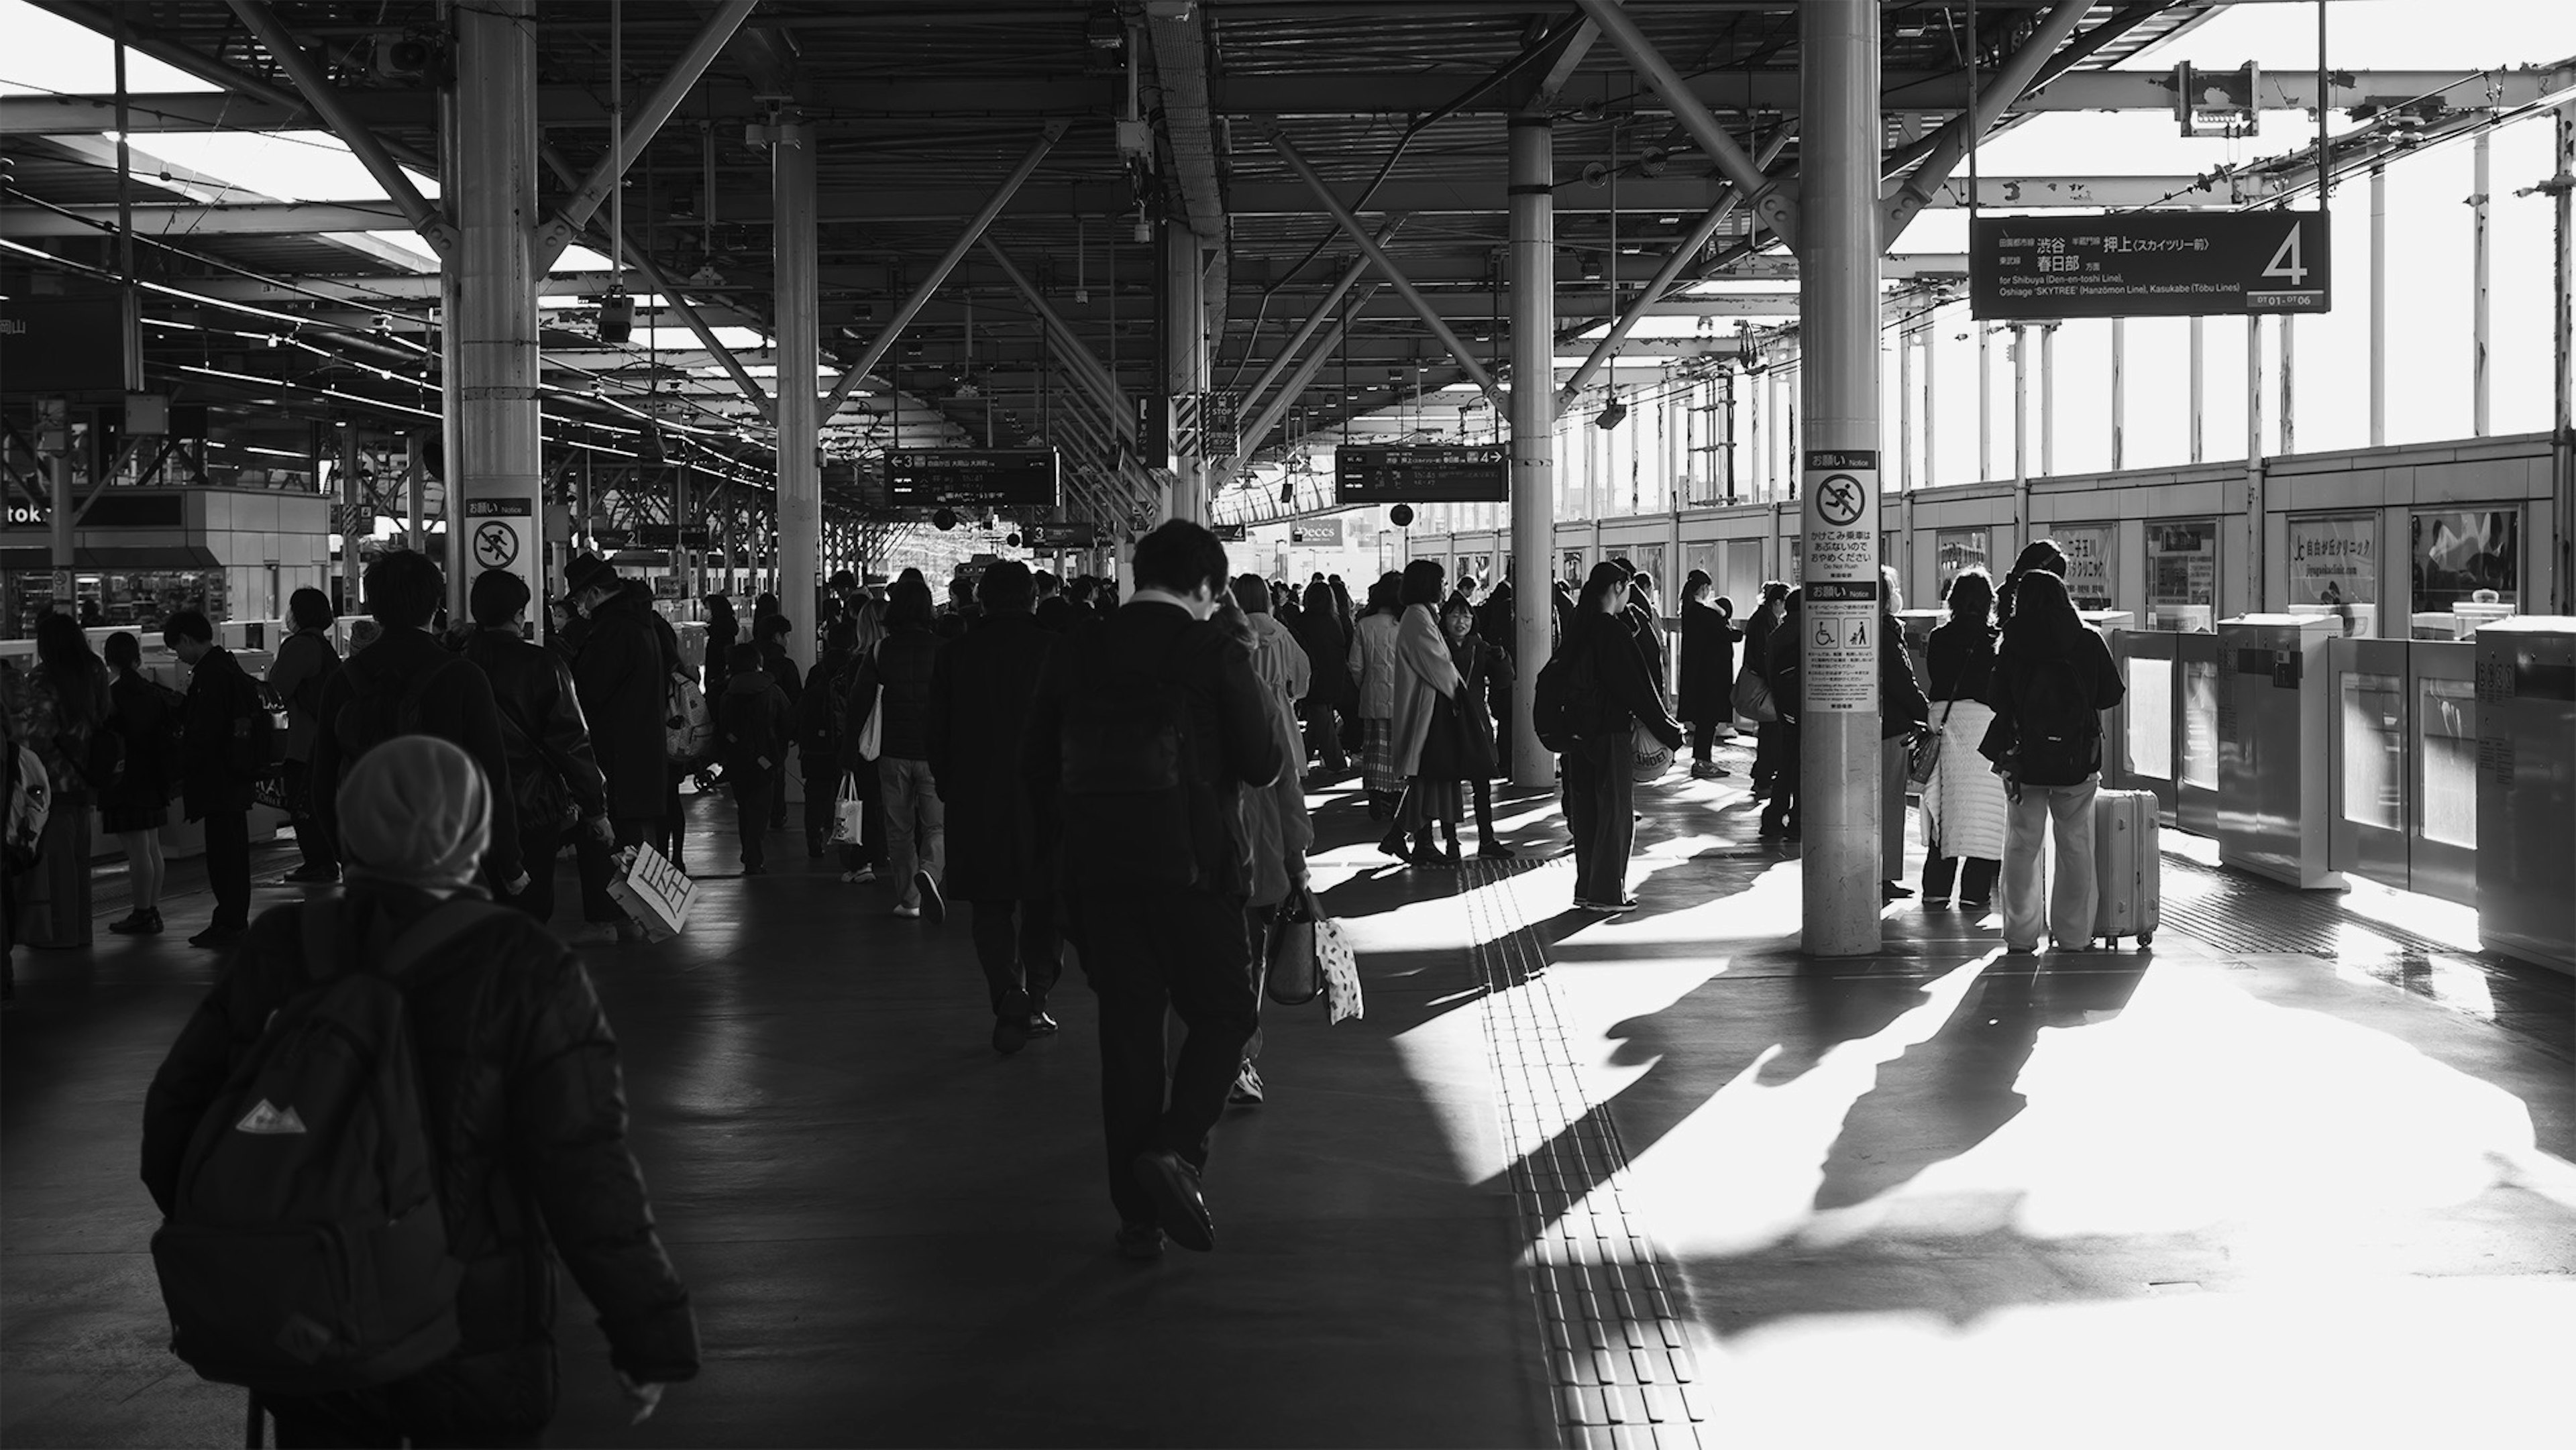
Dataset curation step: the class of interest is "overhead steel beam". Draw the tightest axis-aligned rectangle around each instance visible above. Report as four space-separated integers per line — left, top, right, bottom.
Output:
977 238 1135 441
223 0 456 256
1573 0 1799 247
1520 15 1601 112
1236 282 1384 463
1883 1 2092 244
819 122 1068 424
534 0 757 268
1267 133 1499 400
1239 219 1405 411
1560 126 1792 406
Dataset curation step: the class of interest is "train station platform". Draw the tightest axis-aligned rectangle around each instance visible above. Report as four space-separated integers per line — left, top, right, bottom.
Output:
5 741 2572 1449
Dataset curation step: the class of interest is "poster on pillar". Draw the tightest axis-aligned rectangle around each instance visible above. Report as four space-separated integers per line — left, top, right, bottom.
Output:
462 496 539 600
1799 450 1880 714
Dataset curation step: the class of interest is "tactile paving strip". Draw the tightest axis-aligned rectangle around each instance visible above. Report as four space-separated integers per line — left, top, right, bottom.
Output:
1457 858 1711 1450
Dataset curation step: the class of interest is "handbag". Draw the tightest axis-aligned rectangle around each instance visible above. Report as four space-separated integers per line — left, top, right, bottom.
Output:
1265 887 1324 1006
847 645 884 763
1730 665 1776 724
1908 699 1955 789
828 772 865 846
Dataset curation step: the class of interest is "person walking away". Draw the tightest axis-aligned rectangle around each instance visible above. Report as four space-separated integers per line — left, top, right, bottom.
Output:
701 592 739 695
873 573 948 920
163 610 265 950
926 561 1062 1052
1380 561 1462 866
1348 573 1406 818
1878 565 1933 901
1439 594 1517 858
1022 521 1285 1258
798 617 857 858
833 600 891 884
1742 581 1789 797
753 613 802 833
1472 575 1520 771
309 551 525 908
1222 575 1314 1104
462 569 612 924
1995 539 2069 629
264 589 342 883
1560 563 1685 912
101 632 181 935
1033 571 1074 632
1921 567 2006 909
1290 571 1350 773
564 556 680 940
1759 589 1805 840
714 641 792 875
1676 571 1740 779
1618 563 1672 703
10 614 115 946
140 735 699 1445
1982 570 2127 953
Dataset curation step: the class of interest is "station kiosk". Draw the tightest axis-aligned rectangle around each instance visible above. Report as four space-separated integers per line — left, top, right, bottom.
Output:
2216 614 2345 890
2475 618 2575 972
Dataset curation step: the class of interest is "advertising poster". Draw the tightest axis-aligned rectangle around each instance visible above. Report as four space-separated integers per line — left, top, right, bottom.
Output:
2288 514 2377 636
2053 524 2116 612
1934 527 1992 598
2145 520 2218 632
2411 508 2519 614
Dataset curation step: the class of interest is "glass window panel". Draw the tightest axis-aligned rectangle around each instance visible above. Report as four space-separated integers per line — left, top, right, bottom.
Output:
2182 657 2221 789
2418 677 2479 847
2129 656 2174 782
2147 520 2220 632
2409 508 2520 634
2289 514 2379 637
2339 671 2405 831
1935 528 1992 600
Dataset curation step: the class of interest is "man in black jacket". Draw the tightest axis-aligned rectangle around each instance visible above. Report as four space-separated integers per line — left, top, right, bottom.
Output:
928 561 1062 1055
1560 563 1686 913
309 552 526 898
462 569 613 924
1023 521 1285 1259
565 557 678 936
162 610 260 949
142 736 698 1445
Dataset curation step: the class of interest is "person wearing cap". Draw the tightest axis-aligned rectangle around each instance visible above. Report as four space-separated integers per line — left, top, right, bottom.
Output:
462 569 614 924
142 736 700 1445
564 553 681 938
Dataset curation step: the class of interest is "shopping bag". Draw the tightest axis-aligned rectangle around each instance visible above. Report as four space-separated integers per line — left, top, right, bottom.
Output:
828 773 865 846
1631 721 1675 783
1318 914 1362 1025
606 842 696 942
1265 889 1324 1006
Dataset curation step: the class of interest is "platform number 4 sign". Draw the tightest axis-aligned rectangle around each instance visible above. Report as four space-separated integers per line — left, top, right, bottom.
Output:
2263 221 2308 286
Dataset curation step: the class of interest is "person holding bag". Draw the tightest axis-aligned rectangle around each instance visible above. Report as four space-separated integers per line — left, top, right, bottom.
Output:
1430 593 1517 860
9 614 116 948
1381 561 1463 867
1560 563 1685 912
832 600 890 885
1981 570 2127 953
1919 567 2007 909
1220 576 1314 1104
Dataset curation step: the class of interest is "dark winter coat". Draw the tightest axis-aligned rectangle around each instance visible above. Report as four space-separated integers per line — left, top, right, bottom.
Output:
265 627 341 764
309 628 524 883
718 667 793 777
1676 600 1739 726
1742 606 1780 682
1881 612 1932 741
871 626 941 762
1474 584 1517 662
926 611 1059 900
571 592 676 822
462 626 607 828
1442 633 1513 780
175 647 261 820
1568 610 1684 748
1289 604 1351 708
1927 620 1998 704
140 885 700 1437
102 671 177 816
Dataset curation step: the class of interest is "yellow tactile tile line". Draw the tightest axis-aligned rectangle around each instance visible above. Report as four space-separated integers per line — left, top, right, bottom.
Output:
1458 857 1711 1450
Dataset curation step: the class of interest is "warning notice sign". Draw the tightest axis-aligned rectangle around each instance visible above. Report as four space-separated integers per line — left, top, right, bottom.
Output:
1801 450 1880 714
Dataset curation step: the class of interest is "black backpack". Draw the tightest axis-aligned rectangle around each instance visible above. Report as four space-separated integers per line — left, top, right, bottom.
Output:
1530 647 1584 753
2006 653 2101 787
1058 633 1205 889
148 896 508 1395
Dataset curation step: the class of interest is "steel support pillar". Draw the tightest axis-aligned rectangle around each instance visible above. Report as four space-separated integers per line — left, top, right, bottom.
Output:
1923 321 1939 488
339 424 362 610
2189 317 2206 463
445 0 544 626
2246 317 2265 611
1797 1 1881 958
2472 131 2492 437
1978 325 1992 480
1163 222 1208 524
2110 317 2127 471
2039 322 2055 478
2370 164 2387 447
2012 323 2030 535
2555 107 2574 616
1508 115 1556 789
47 405 72 612
773 117 820 667
2279 315 2295 455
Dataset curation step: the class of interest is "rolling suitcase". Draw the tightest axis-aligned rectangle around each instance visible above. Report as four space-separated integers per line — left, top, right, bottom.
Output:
2092 787 2161 948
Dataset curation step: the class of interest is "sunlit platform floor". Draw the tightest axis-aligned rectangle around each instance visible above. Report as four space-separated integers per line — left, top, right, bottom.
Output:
5 740 2572 1449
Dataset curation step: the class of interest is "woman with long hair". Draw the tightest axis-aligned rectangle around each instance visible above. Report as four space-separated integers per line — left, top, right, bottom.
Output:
99 632 178 935
1436 592 1517 858
1346 571 1409 819
1379 560 1462 865
1995 539 2069 627
835 598 890 883
10 614 115 946
871 574 948 919
1982 569 2125 952
1920 568 2007 909
1560 563 1685 911
1675 569 1739 780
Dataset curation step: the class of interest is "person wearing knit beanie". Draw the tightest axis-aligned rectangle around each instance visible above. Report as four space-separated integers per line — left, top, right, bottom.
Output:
335 734 492 895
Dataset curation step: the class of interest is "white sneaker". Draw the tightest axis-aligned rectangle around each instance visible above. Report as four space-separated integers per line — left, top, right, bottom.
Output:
892 903 922 919
1228 1062 1265 1105
850 867 877 885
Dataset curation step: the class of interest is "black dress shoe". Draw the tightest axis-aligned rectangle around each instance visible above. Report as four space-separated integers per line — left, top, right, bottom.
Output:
991 1011 1031 1056
188 926 244 950
1116 1221 1166 1261
1026 1011 1060 1038
914 871 947 924
1130 1150 1215 1252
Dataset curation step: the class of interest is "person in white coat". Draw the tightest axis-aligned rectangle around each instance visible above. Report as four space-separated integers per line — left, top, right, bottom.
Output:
1919 567 2008 908
1346 572 1407 818
1379 560 1462 867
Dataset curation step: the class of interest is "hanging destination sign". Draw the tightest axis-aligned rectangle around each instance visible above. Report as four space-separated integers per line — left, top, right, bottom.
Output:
884 449 1063 511
1971 211 2330 321
1334 444 1509 503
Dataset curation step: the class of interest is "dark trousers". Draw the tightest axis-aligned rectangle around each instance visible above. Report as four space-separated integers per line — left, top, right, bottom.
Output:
1560 732 1635 905
1689 719 1719 763
770 768 788 832
800 746 837 852
1067 887 1258 1226
1300 698 1346 769
576 816 655 922
264 1394 541 1449
1753 719 1784 788
281 760 337 872
499 823 563 924
729 769 773 868
201 810 251 932
1762 726 1803 834
970 896 1062 1015
1923 845 2000 905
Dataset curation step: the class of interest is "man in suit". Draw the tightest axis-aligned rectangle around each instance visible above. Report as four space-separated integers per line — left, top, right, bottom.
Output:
162 610 260 949
1023 522 1285 1260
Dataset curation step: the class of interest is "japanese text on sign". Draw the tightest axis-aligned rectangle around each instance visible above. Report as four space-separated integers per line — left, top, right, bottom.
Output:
1972 211 2331 321
1802 450 1880 714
